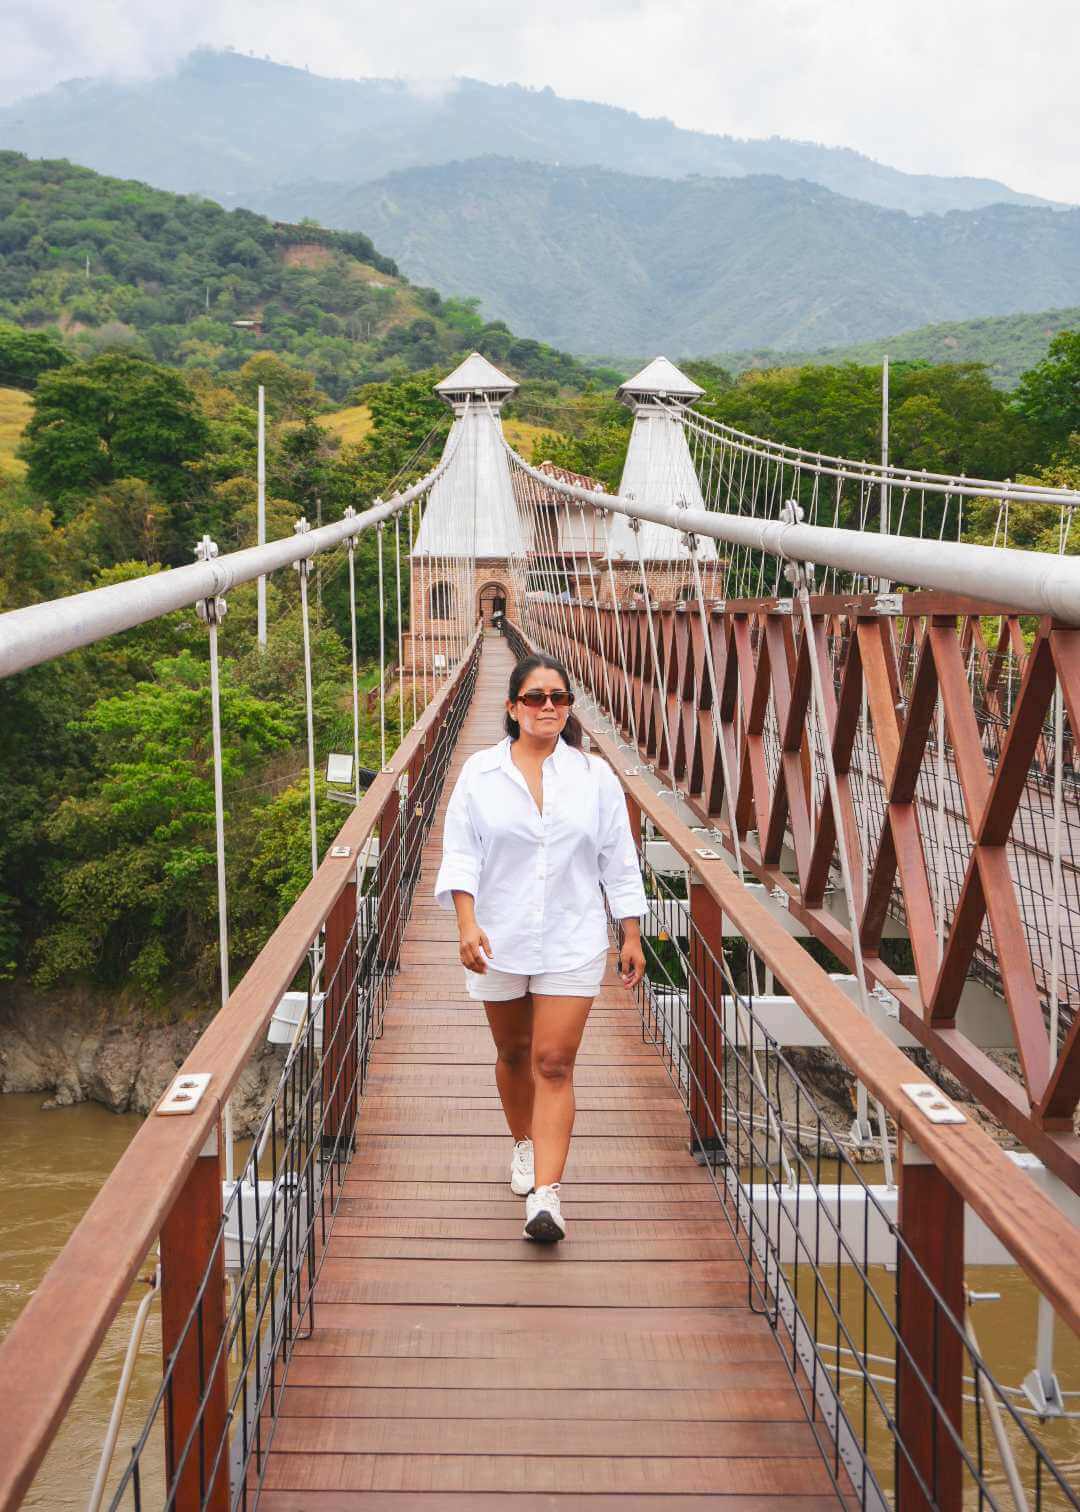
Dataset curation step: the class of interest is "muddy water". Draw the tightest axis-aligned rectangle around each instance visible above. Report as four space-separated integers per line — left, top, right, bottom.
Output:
0 1094 164 1509
2 1095 1078 1507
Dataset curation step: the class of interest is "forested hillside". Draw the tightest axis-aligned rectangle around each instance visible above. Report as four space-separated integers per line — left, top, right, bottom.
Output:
703 307 1080 389
258 158 1080 355
0 50 1057 215
0 153 616 400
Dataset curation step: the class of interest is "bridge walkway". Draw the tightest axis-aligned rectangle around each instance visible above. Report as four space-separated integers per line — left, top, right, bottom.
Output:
260 635 848 1509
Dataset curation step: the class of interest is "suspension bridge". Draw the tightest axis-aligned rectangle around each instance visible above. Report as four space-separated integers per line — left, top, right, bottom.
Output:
1 351 1080 1508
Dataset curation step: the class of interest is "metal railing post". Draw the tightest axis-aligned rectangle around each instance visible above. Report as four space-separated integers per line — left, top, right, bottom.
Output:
322 876 358 1150
159 1130 229 1511
689 880 725 1162
378 790 403 972
896 1132 964 1510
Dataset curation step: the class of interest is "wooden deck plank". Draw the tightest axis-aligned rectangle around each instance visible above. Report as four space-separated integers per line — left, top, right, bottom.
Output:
281 1356 796 1389
259 1453 837 1495
277 1384 808 1421
261 637 843 1506
259 1495 848 1510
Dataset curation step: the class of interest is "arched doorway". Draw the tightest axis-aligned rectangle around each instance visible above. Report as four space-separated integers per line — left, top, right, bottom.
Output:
477 581 508 627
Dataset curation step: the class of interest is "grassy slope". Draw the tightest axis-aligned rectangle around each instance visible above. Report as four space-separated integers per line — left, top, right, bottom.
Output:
318 404 374 445
502 418 560 459
0 387 30 479
314 409 561 457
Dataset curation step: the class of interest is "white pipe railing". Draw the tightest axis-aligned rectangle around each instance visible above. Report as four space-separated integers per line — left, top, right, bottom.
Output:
499 441 1080 626
0 416 465 681
666 399 1080 508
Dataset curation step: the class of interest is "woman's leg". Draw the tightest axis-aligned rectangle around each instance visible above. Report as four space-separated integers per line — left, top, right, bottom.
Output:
483 995 535 1140
529 993 593 1188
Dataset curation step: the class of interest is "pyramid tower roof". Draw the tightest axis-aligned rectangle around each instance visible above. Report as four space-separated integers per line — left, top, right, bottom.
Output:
618 356 704 403
435 352 519 403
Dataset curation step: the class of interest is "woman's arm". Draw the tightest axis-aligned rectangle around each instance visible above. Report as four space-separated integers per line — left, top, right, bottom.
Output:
452 890 493 974
433 765 482 909
594 759 649 989
433 762 494 972
617 917 646 990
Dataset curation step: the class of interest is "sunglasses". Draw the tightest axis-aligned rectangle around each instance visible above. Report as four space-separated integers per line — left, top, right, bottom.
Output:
516 688 574 708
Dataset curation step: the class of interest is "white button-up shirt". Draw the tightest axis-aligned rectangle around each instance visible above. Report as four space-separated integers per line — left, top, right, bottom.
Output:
434 735 647 974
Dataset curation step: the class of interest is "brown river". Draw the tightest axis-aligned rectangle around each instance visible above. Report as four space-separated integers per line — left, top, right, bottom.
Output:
2 1093 1078 1508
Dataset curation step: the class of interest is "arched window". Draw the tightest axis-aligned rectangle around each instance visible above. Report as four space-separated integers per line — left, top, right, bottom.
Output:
429 581 454 620
677 584 695 603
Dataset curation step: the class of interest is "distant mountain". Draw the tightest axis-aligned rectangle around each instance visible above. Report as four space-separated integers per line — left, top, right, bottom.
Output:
250 158 1080 355
706 307 1080 389
0 153 613 401
0 49 1063 217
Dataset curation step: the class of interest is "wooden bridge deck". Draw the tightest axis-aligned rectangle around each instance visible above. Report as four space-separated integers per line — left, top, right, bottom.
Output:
260 637 846 1509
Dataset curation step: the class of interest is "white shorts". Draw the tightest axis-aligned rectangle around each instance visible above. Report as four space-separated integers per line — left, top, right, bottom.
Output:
464 948 608 1003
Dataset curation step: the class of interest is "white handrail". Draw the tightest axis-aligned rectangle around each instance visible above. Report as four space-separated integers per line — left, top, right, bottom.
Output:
499 437 1080 625
0 409 467 680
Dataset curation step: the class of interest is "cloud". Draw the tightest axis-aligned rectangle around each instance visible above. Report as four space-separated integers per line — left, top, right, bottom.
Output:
404 76 462 107
1 0 1076 202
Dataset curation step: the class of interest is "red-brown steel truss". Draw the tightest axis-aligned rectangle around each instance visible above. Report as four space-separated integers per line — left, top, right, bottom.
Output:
535 589 1080 1192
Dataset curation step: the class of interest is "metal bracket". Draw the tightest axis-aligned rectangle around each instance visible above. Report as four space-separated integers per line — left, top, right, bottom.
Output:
330 845 352 858
293 516 312 575
870 982 900 1020
694 847 720 859
194 535 227 624
1022 1368 1066 1419
874 593 904 615
901 1082 966 1124
158 1072 211 1115
771 599 794 615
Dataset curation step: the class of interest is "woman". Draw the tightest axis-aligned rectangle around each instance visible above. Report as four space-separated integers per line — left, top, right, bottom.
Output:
434 654 647 1243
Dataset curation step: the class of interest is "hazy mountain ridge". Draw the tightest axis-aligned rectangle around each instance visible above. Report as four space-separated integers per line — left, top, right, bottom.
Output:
0 49 1061 216
251 158 1080 354
703 307 1080 389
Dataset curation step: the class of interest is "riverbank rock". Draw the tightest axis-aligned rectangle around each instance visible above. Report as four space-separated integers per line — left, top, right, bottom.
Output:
0 984 285 1134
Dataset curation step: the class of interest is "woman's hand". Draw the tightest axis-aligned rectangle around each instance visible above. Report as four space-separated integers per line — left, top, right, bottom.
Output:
459 924 494 973
619 925 646 990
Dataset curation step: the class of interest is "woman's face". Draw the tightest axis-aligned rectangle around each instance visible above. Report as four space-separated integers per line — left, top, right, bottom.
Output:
508 667 571 741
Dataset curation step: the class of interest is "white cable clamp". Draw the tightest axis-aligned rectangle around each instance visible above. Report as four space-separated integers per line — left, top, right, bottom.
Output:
194 536 227 624
292 516 312 575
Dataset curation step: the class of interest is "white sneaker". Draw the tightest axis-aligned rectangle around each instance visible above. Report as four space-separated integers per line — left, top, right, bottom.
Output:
510 1138 534 1196
524 1183 566 1243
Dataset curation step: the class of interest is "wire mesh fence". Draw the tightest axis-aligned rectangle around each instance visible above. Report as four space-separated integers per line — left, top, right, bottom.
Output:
621 835 1079 1510
105 638 481 1511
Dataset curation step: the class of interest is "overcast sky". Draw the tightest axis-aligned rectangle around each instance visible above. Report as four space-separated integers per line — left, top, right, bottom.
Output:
4 0 1077 202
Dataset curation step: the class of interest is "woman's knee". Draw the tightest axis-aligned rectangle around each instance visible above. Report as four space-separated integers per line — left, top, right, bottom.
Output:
495 1035 532 1070
533 1045 576 1083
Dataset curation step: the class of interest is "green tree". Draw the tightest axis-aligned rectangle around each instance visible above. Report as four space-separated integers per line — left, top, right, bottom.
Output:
0 321 71 388
233 351 323 421
34 651 296 990
21 353 209 510
1014 331 1080 455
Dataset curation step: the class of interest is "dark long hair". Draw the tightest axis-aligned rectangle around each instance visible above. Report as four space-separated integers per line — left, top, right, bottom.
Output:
504 654 584 748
